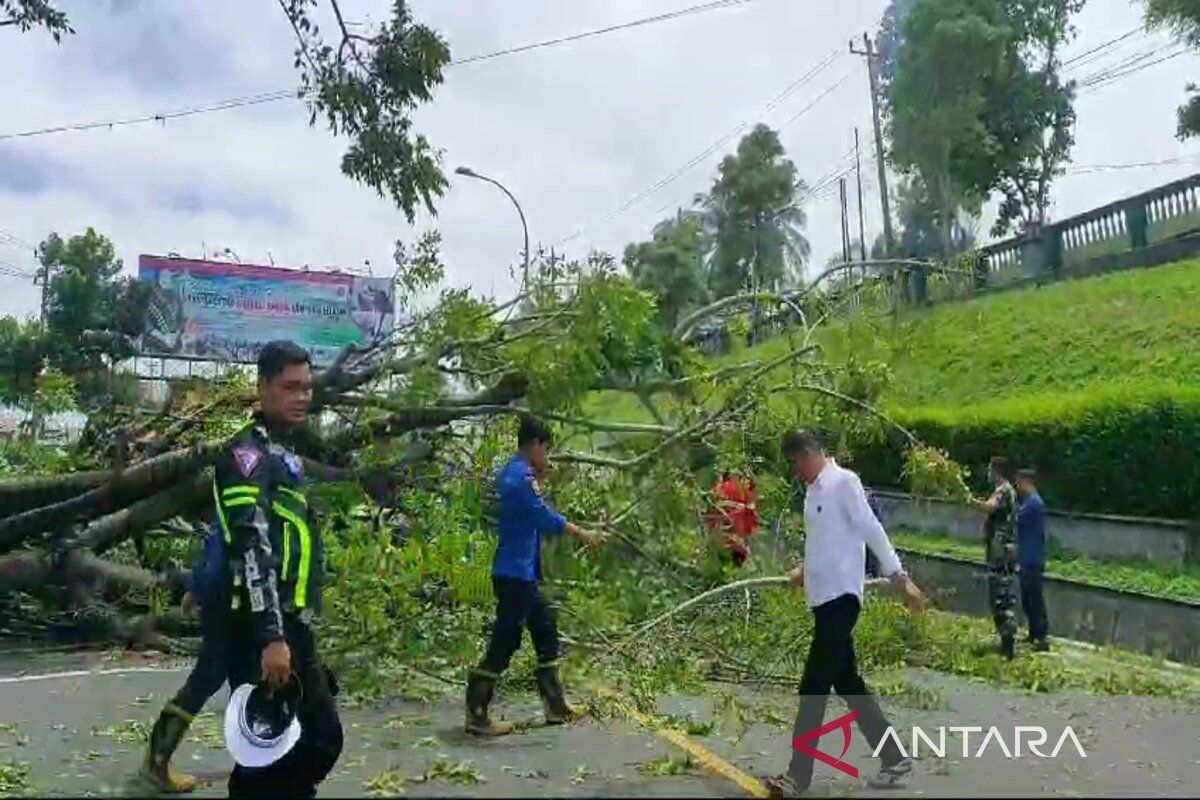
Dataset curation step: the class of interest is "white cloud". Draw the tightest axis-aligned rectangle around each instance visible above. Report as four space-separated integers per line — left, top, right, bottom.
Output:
0 0 1196 321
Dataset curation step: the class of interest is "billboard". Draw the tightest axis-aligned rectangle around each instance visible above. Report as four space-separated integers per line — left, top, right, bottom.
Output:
137 255 394 367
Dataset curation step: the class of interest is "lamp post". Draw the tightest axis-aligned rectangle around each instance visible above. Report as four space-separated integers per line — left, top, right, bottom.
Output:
455 166 530 291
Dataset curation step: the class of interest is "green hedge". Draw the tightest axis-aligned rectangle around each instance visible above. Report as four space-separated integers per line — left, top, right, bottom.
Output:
848 383 1200 520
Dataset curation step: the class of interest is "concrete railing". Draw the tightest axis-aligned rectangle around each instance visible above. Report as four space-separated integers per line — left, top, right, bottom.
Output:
872 489 1198 568
901 551 1200 665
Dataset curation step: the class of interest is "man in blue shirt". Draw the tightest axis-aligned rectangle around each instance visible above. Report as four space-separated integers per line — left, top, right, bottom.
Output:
1015 469 1050 651
466 415 603 737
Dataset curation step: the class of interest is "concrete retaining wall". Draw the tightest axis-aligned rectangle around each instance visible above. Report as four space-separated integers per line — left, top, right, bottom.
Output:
873 489 1198 568
901 550 1200 665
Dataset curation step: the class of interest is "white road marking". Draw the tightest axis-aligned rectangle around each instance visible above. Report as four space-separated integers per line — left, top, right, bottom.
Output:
0 665 188 685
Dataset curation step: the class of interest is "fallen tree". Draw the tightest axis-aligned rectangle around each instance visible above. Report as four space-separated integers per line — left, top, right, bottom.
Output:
0 243 965 659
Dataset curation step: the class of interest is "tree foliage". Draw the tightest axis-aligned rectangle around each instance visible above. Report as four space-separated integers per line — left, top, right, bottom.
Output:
981 0 1082 235
893 175 978 259
887 0 1006 251
0 316 44 406
701 124 810 297
0 0 71 40
279 0 452 221
887 0 1082 240
38 228 150 384
623 212 710 329
1144 0 1200 139
875 0 919 96
0 228 150 409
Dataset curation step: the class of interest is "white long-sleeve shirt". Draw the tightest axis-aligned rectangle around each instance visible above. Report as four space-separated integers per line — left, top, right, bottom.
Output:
802 459 904 608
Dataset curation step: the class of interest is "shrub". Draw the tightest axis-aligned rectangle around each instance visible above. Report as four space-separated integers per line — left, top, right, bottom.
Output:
849 383 1200 519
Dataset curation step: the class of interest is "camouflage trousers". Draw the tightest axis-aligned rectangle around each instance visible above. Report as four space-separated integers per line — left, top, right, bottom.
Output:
987 556 1018 640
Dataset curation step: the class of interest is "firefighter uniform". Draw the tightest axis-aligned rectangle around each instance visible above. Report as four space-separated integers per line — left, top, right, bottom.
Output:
466 454 573 736
214 417 342 798
984 479 1019 657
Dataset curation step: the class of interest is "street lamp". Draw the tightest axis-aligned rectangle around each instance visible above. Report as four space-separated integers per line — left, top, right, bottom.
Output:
455 166 530 291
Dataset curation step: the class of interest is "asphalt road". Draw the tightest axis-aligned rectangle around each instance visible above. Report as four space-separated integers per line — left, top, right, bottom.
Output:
0 648 1197 797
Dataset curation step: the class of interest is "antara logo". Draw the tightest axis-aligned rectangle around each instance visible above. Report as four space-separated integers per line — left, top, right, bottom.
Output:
793 711 1087 779
872 725 1088 760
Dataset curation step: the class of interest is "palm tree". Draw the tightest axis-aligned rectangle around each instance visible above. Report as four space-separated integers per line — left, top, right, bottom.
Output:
693 125 812 299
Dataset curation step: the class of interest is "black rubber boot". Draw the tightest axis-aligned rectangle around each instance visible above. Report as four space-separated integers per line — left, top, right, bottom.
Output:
141 704 199 793
465 669 513 736
535 662 576 725
1000 634 1016 660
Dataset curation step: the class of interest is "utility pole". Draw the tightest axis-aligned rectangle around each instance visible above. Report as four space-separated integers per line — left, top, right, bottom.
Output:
35 263 50 329
850 33 895 254
838 178 851 263
854 127 868 266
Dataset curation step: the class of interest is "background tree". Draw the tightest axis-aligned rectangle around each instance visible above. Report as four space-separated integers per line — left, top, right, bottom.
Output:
976 0 1082 235
623 212 710 330
702 124 810 298
892 176 978 259
0 0 71 40
0 316 45 406
875 0 919 98
888 0 1082 239
36 228 149 401
1144 0 1200 139
887 0 1005 253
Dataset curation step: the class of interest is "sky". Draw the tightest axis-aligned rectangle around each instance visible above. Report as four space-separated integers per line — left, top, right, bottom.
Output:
0 0 1197 319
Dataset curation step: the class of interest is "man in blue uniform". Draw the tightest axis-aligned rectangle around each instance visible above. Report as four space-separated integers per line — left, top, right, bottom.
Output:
1015 469 1050 651
466 414 603 737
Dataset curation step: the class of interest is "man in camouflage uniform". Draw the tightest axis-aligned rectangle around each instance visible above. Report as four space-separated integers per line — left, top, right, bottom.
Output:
976 456 1018 659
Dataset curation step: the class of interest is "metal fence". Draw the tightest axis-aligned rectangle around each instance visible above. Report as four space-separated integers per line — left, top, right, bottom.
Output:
976 172 1200 291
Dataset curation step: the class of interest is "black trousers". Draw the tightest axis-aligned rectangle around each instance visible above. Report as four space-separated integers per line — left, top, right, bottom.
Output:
479 577 560 674
170 602 228 717
225 613 343 799
787 594 901 788
1019 566 1050 642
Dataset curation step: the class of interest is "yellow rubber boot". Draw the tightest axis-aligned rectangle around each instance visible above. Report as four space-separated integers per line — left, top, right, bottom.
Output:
140 705 200 793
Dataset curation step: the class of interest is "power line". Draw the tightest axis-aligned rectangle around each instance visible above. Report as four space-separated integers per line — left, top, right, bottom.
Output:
0 229 36 250
452 0 765 66
776 74 850 130
1063 155 1200 174
559 50 841 242
0 0 775 142
1077 46 1170 86
1061 27 1147 71
0 260 36 279
1079 47 1191 93
0 90 297 142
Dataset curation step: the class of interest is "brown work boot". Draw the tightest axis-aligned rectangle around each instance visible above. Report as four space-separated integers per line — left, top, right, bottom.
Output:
141 705 199 793
535 662 577 725
465 669 514 737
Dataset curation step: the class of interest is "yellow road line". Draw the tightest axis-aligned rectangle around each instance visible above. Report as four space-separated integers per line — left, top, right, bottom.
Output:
596 688 770 798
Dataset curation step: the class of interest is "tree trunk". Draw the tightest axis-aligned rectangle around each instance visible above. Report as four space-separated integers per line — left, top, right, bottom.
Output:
0 442 219 553
76 474 210 554
0 470 111 517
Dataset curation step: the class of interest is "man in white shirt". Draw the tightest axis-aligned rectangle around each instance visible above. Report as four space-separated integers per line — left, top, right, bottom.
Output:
765 431 926 798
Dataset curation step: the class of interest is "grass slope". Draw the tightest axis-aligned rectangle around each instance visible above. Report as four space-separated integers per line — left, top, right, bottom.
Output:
739 257 1200 409
586 258 1200 426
